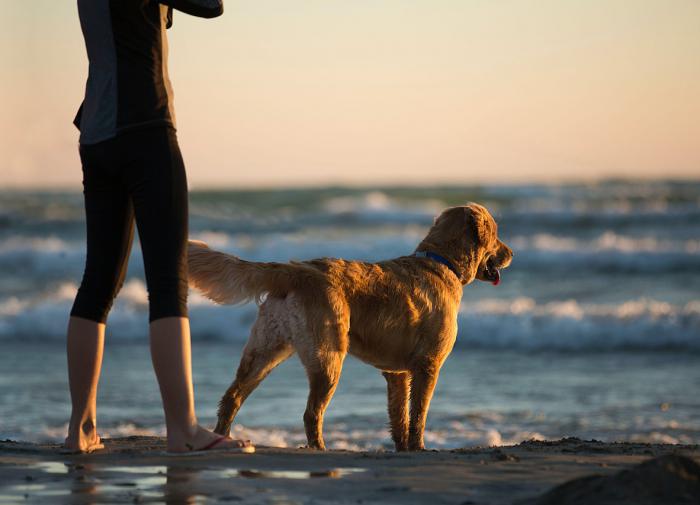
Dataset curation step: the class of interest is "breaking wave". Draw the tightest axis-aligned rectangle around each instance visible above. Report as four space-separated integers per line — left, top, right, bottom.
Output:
2 280 697 351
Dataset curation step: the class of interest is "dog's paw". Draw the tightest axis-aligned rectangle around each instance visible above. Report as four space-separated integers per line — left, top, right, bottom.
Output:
213 422 232 437
300 443 327 451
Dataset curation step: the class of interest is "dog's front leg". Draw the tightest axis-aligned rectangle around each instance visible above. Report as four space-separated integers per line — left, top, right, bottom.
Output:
382 371 410 451
407 365 440 451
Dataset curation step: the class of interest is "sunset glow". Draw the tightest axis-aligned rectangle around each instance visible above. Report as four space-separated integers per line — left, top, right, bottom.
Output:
2 0 699 187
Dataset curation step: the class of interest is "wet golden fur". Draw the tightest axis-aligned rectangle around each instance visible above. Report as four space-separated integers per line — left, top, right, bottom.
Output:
188 203 512 451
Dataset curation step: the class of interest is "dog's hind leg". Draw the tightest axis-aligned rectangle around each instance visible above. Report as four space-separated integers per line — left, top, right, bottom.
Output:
215 309 293 436
299 349 345 450
382 371 410 451
288 292 349 450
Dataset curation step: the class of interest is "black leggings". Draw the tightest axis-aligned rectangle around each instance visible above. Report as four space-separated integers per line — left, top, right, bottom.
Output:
71 127 188 323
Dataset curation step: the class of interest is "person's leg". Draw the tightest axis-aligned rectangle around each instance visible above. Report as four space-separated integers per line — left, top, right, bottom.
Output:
150 317 251 451
149 316 197 448
126 128 250 452
64 317 106 453
65 141 135 452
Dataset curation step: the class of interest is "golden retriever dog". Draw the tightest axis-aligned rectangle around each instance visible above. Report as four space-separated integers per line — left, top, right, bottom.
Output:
187 203 512 451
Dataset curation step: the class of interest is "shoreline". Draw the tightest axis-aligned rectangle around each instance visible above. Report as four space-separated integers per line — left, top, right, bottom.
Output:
1 437 698 504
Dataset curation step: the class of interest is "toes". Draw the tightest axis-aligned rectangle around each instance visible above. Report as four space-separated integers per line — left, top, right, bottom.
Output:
216 437 252 449
60 437 104 454
85 442 105 454
231 438 252 448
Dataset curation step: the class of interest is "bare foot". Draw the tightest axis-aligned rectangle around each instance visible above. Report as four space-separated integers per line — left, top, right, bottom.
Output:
62 432 104 454
62 419 105 454
167 425 253 453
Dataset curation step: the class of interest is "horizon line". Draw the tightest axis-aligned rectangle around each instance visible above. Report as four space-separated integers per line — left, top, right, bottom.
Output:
2 175 699 192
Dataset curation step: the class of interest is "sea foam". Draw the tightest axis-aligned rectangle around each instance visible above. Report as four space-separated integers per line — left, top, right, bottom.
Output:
2 279 697 350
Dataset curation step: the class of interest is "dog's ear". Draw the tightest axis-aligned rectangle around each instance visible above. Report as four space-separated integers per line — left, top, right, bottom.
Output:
465 204 495 250
418 204 493 284
460 204 493 284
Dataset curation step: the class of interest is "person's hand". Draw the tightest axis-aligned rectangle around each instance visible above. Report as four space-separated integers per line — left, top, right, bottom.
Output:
159 0 223 19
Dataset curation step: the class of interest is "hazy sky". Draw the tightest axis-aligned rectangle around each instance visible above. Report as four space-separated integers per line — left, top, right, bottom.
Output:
1 0 698 188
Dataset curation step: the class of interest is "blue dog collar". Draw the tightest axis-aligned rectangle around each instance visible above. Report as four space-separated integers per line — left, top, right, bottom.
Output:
414 251 461 280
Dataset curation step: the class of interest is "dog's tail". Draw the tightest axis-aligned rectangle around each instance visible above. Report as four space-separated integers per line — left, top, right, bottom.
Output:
187 240 319 305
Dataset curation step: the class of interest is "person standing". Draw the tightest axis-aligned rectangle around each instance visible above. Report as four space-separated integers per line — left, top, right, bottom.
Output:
64 0 252 454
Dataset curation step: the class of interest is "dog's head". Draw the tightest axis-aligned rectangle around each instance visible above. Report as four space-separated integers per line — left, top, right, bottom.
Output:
416 203 513 286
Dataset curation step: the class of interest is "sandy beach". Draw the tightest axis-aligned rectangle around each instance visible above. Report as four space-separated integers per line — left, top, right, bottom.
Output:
1 437 698 504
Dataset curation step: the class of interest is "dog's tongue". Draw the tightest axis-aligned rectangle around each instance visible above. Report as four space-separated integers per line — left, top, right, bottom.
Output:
491 269 501 286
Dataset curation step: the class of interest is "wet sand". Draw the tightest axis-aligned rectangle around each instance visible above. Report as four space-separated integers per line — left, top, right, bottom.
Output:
1 437 698 504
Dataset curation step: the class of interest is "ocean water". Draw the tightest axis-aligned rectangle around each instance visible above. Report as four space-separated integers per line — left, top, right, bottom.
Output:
1 181 699 449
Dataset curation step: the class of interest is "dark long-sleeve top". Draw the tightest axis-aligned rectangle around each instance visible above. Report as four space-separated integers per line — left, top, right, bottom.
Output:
74 0 223 145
